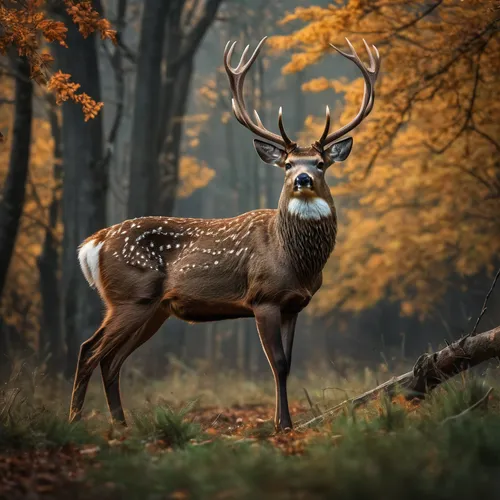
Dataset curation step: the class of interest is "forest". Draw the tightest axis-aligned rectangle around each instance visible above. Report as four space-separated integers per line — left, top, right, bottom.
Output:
0 0 500 498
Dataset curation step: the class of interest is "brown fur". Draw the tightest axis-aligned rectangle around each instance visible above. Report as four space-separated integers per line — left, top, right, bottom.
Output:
70 161 338 428
69 34 380 429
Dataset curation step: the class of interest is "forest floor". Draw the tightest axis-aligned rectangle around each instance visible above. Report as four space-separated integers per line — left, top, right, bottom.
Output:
2 364 500 499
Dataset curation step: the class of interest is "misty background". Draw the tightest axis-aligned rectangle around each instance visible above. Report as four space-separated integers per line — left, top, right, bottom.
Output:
0 0 498 384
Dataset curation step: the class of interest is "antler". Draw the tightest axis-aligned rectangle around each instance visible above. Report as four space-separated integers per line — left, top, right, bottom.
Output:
224 37 297 152
315 38 381 151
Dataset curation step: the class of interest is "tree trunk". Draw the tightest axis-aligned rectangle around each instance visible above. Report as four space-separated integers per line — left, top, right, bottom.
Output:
127 0 169 218
128 0 222 219
37 98 63 375
53 11 106 378
158 59 194 214
0 55 33 302
0 318 10 381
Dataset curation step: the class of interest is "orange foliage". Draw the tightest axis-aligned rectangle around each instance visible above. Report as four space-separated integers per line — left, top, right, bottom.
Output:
272 1 500 316
178 155 215 199
65 0 116 40
47 71 103 122
0 0 116 120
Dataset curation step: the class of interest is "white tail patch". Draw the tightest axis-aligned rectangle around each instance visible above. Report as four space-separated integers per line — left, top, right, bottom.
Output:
78 239 104 290
287 198 331 220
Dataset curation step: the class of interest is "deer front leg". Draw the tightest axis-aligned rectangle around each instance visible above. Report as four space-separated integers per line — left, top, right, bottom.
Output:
254 304 292 431
281 313 297 376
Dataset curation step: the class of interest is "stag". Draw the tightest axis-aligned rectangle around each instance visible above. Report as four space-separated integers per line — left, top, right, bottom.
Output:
72 37 380 431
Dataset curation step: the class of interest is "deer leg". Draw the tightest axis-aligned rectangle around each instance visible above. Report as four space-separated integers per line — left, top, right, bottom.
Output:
281 313 298 377
254 304 292 431
100 310 168 426
69 324 107 423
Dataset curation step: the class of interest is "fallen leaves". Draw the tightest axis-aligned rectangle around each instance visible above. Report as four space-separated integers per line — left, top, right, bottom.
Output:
0 394 437 498
0 445 88 498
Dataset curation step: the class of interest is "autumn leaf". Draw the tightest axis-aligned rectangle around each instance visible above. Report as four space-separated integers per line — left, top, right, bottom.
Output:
273 0 500 317
0 0 114 118
178 156 215 198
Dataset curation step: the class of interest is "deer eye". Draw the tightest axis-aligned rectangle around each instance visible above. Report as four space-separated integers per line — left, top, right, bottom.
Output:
285 163 292 171
317 162 324 171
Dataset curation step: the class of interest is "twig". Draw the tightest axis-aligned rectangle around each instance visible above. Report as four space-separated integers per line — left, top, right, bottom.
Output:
298 371 413 429
210 413 222 427
470 267 500 336
299 321 500 430
0 388 21 420
322 386 355 401
441 387 493 425
303 387 320 417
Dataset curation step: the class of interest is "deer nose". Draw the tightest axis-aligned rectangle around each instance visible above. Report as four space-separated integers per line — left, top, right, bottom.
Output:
294 173 313 189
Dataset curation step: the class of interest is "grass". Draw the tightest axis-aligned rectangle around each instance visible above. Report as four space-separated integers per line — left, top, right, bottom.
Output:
2 363 500 498
89 380 500 500
130 400 203 448
0 406 99 450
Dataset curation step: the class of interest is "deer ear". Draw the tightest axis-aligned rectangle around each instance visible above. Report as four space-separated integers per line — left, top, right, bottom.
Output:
325 137 353 163
253 139 286 168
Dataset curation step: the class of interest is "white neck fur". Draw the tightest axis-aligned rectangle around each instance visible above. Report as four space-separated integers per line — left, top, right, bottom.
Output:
287 197 332 220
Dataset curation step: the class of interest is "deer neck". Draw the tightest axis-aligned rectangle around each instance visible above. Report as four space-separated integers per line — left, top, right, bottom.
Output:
274 192 337 282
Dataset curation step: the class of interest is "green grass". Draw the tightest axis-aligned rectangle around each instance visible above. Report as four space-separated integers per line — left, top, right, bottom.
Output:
91 410 500 500
0 404 100 450
82 377 500 500
130 400 203 448
3 365 500 499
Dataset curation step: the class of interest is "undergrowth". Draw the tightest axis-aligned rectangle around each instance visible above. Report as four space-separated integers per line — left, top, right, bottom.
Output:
90 379 500 500
130 400 203 448
2 366 500 499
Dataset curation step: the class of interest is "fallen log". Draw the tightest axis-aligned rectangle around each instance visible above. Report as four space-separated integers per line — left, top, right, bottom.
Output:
299 325 500 428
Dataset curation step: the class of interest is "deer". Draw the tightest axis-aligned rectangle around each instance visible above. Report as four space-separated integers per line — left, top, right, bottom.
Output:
71 36 380 431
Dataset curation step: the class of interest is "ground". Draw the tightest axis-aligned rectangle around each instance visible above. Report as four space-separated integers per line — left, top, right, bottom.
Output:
2 364 500 499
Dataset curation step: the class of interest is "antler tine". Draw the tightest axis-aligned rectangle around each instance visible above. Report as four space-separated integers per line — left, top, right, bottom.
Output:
253 109 264 128
241 37 267 71
360 40 380 118
318 38 381 149
317 105 331 146
278 107 294 149
223 37 297 151
236 44 250 69
362 39 376 71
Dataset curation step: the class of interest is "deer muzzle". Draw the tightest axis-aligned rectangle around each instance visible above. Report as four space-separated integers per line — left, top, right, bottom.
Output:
294 173 314 191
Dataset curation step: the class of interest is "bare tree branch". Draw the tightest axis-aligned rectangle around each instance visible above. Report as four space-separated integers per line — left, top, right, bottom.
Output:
470 267 500 336
441 387 493 425
298 323 500 429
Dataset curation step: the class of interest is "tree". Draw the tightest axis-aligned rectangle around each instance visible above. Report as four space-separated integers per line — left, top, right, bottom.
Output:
0 0 116 375
0 54 32 375
127 0 223 219
51 1 109 376
0 0 115 121
37 95 63 375
272 0 500 316
0 55 32 301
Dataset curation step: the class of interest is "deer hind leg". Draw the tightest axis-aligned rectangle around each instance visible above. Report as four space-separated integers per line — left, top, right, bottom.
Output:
100 308 169 426
69 321 108 423
254 304 292 431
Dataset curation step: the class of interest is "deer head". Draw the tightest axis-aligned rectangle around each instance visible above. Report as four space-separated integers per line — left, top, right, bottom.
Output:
224 37 381 217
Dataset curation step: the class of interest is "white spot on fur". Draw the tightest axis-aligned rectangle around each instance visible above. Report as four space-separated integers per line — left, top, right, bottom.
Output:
287 198 332 220
78 240 104 290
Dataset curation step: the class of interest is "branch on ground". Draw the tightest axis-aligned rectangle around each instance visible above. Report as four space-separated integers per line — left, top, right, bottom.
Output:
299 324 500 429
